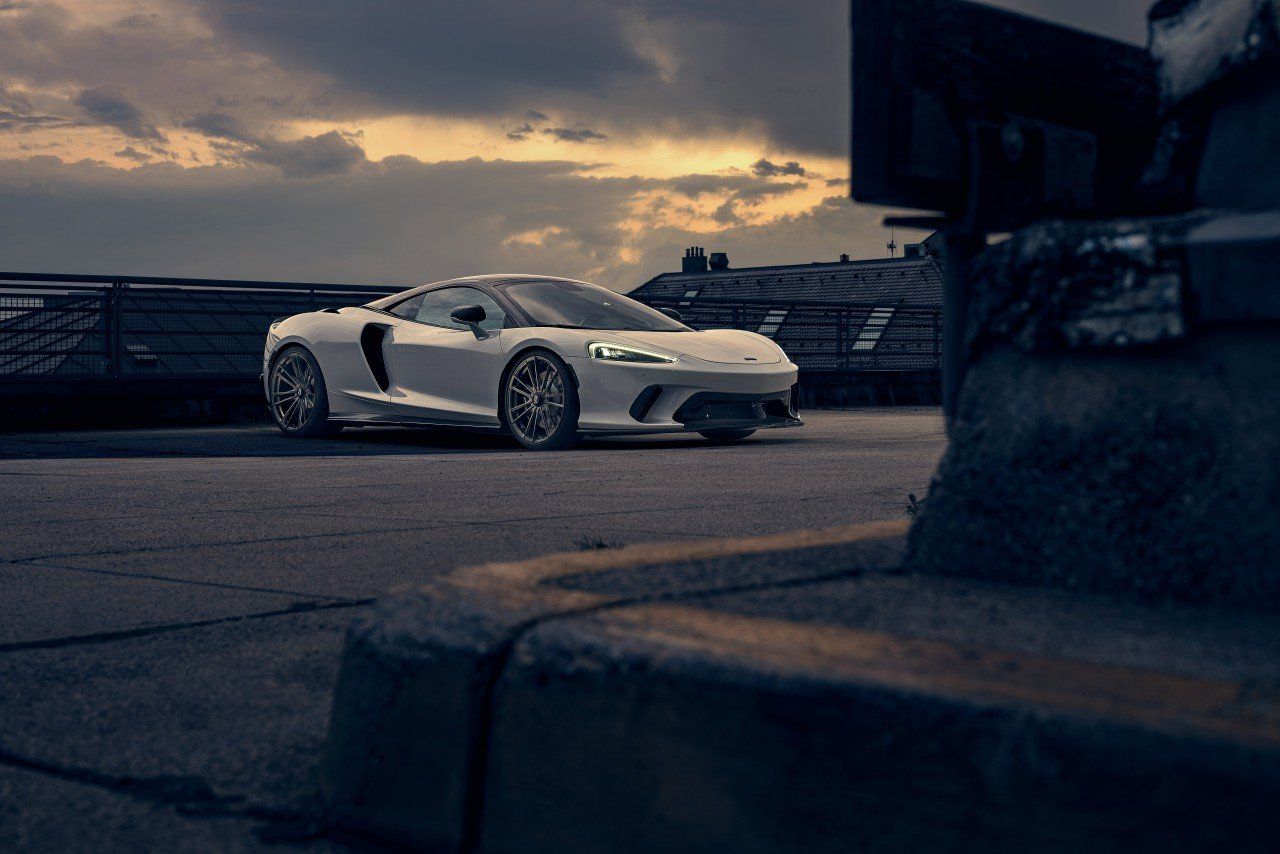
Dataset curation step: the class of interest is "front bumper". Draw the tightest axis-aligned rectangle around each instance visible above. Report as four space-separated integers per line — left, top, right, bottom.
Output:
670 389 801 433
567 354 802 435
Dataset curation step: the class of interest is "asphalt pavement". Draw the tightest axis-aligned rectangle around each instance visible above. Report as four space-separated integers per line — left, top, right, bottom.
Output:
0 409 947 850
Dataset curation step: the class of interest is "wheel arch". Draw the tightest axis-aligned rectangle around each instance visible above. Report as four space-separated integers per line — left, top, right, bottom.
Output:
266 337 317 376
265 338 332 408
265 341 342 437
496 344 581 430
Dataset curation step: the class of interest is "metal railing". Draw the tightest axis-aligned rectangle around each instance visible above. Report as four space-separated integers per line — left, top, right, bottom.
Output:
0 273 400 381
637 296 942 371
0 274 943 383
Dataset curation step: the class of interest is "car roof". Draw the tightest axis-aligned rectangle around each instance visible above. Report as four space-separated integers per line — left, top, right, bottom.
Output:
363 274 592 310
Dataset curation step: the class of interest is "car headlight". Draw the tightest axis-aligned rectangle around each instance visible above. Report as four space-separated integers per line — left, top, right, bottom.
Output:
587 342 678 363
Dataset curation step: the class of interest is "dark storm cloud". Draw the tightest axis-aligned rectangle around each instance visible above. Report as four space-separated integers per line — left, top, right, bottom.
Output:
193 0 651 113
711 198 743 226
182 111 257 144
74 87 166 142
541 127 607 143
187 0 851 154
505 122 533 142
0 2 343 146
751 158 806 178
662 173 805 203
114 146 151 162
733 181 806 204
242 130 368 179
0 113 69 131
0 0 1154 161
0 156 895 290
180 111 367 178
0 156 642 285
0 85 31 112
0 85 70 132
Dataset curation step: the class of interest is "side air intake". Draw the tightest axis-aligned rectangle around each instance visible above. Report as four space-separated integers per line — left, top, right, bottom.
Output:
360 324 390 391
629 386 663 422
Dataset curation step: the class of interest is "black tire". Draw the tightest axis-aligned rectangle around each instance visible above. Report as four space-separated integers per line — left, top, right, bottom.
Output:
267 346 342 438
501 349 581 450
699 429 756 442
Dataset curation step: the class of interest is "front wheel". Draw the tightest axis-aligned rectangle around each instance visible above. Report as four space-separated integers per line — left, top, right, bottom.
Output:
502 350 581 450
268 346 341 437
699 429 756 442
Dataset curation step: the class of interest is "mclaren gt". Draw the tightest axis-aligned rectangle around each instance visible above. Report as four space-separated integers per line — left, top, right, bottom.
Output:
263 275 801 450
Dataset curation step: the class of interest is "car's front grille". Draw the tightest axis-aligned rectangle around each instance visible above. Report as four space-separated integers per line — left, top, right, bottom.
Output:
673 391 793 426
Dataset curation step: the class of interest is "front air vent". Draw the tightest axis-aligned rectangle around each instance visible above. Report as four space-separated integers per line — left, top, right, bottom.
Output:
360 324 390 391
629 385 663 422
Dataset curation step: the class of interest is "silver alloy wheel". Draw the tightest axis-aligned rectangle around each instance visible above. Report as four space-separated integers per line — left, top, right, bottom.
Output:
270 350 318 431
506 353 566 445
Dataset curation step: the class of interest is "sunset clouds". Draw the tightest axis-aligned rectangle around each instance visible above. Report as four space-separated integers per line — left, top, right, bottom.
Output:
0 0 1149 288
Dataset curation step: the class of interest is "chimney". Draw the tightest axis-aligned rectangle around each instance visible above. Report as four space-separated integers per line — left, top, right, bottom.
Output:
709 252 729 270
681 246 708 274
839 253 850 262
904 243 924 259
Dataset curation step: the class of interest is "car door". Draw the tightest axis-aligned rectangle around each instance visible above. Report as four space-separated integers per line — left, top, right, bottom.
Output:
384 286 508 425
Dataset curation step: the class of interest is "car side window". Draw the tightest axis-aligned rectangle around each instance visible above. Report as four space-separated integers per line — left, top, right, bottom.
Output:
415 287 506 332
387 293 425 320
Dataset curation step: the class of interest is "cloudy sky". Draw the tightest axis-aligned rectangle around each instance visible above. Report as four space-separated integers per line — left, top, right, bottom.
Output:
0 0 1150 290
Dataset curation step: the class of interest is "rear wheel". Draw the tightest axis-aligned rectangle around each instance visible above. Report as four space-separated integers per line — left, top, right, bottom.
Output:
699 429 756 442
268 346 341 437
502 350 580 450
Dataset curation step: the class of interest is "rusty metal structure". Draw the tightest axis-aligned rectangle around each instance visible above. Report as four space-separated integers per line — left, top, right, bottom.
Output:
852 0 1280 418
854 0 1280 603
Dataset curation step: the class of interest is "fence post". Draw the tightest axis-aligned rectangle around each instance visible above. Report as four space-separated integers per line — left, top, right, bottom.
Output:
109 280 124 379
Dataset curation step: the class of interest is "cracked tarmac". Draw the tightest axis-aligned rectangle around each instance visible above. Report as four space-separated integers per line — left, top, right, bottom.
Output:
0 409 947 850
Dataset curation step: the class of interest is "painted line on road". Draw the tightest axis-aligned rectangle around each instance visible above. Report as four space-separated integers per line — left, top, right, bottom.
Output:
600 602 1280 749
453 518 910 586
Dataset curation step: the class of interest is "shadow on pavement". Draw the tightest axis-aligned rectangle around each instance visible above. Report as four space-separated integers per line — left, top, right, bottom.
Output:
0 425 807 460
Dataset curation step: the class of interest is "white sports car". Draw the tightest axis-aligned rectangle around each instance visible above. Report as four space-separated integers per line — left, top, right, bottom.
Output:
263 274 802 450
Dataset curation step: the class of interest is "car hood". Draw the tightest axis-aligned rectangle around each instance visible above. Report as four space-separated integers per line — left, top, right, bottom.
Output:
606 329 782 364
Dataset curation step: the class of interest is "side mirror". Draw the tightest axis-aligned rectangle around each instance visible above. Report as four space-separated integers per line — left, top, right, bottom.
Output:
658 307 683 322
450 304 490 339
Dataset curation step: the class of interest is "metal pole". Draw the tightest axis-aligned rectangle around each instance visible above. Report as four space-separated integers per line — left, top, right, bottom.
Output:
941 229 983 422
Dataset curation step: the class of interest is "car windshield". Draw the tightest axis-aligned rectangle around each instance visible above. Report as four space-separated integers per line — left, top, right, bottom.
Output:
499 278 687 332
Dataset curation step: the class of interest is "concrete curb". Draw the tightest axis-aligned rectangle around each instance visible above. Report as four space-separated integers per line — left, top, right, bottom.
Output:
321 521 1280 851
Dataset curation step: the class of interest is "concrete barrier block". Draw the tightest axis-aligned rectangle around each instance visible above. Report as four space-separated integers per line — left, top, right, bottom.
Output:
321 521 1280 851
909 332 1280 606
319 522 907 850
319 578 598 849
481 604 1280 852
